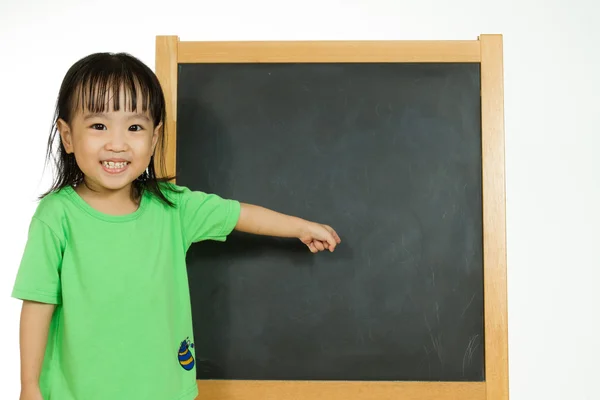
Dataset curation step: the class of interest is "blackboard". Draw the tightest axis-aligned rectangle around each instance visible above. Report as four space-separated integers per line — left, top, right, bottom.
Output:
155 35 507 400
177 62 484 382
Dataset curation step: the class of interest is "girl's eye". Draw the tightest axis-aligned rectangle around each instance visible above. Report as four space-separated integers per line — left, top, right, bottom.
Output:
91 123 106 130
129 125 143 132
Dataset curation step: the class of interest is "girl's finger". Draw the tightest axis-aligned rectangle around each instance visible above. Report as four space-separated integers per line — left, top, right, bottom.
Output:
324 232 337 251
330 228 342 243
324 225 341 244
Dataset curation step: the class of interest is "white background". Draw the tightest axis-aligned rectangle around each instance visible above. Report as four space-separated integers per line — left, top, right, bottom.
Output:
1 0 598 399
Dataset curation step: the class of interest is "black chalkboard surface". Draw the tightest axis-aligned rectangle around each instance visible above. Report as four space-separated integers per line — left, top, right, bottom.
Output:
176 62 484 382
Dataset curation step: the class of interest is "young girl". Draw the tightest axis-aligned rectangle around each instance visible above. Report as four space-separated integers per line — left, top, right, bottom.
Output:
12 52 341 400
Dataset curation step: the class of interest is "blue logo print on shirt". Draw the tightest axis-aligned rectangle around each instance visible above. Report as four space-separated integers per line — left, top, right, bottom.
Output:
177 337 195 371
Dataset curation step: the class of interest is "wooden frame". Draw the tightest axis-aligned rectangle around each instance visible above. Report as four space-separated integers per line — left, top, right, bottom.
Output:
155 35 508 400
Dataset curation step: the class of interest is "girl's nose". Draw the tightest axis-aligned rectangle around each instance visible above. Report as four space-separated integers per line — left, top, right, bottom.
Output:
106 131 129 151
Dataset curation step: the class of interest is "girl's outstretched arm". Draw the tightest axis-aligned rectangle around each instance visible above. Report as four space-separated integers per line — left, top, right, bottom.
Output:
19 300 54 400
235 203 341 253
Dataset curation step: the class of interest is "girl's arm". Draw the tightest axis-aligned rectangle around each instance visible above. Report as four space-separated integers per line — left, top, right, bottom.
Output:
235 203 341 253
19 300 55 398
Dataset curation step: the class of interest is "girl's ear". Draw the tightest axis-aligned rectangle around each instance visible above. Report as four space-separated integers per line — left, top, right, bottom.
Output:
152 122 163 154
57 118 74 154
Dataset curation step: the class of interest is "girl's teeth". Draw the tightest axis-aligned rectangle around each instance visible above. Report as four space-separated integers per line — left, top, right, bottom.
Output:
103 161 127 169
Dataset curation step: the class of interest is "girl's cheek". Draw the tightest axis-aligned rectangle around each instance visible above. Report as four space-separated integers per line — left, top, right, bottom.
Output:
135 135 155 152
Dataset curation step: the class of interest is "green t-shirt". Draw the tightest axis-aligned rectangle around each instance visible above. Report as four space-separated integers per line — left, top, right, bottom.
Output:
11 183 241 400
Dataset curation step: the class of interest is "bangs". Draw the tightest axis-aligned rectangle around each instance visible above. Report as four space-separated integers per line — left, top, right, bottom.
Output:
66 54 163 125
75 75 150 116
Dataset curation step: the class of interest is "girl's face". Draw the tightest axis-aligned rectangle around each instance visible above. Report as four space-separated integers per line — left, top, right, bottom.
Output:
57 88 161 195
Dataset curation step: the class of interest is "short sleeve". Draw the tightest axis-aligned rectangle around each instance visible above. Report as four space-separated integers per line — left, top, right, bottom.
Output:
179 187 241 248
12 217 64 305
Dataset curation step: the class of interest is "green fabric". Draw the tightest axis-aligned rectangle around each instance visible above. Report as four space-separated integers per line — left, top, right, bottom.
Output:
12 183 241 400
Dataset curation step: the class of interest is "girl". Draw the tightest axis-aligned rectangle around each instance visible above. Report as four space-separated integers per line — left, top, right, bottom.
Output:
13 52 340 400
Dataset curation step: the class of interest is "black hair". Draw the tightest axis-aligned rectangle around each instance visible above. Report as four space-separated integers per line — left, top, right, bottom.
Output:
41 52 178 206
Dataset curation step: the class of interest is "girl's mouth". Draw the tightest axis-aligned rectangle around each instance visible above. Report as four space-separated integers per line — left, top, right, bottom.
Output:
101 161 130 174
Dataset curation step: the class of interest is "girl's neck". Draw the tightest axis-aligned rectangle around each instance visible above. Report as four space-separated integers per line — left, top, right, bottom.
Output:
75 181 141 216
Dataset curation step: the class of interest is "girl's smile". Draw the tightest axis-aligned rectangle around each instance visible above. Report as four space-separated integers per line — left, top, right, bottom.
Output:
100 159 131 174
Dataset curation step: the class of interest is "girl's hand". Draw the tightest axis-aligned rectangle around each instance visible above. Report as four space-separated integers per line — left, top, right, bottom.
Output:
299 222 341 253
235 203 341 252
20 385 43 400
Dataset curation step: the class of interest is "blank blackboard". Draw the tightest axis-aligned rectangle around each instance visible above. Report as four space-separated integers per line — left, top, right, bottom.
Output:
177 62 484 381
156 35 508 400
